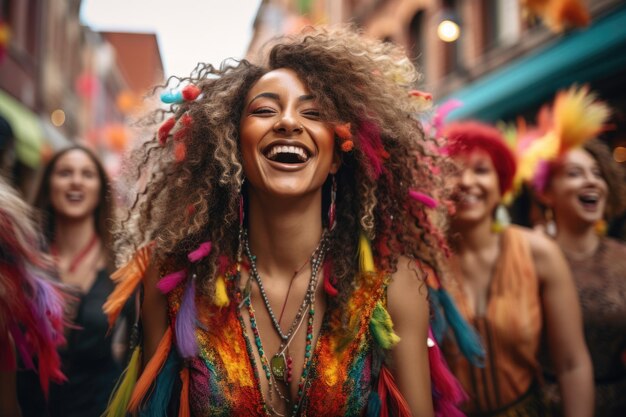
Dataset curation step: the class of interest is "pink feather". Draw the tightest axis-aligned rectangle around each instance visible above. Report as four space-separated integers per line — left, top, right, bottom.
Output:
432 99 463 137
532 159 552 193
357 120 386 180
409 190 439 208
187 241 212 263
157 269 187 294
428 328 467 415
322 258 338 297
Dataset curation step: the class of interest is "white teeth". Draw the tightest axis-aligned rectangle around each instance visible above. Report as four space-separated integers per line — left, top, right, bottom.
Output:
266 145 309 162
67 191 84 202
459 194 479 204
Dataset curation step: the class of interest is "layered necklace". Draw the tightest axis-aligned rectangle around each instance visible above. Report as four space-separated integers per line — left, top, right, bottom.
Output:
240 230 328 416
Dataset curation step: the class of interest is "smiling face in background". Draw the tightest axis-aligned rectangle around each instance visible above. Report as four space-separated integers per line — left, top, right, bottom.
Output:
452 150 501 228
49 149 102 222
545 148 608 228
239 68 339 200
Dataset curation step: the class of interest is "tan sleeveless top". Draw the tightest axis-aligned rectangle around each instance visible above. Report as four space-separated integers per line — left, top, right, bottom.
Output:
444 226 543 413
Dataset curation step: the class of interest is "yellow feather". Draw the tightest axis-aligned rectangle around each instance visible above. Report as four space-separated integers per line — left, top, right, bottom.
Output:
553 85 610 153
359 233 375 274
214 275 229 307
103 347 141 417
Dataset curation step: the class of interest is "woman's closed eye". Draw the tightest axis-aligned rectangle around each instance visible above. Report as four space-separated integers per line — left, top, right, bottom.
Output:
301 109 321 119
251 107 277 116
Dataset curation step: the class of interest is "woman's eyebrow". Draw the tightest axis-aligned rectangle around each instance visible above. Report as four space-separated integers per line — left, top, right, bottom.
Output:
249 93 315 103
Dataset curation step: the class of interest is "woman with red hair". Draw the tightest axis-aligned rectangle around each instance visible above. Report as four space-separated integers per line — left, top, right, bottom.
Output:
441 120 593 416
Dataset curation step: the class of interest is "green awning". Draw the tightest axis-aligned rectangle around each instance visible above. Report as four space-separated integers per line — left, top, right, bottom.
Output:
0 89 43 168
442 5 626 122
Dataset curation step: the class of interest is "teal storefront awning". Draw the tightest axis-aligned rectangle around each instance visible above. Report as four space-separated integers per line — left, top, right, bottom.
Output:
0 90 43 168
443 5 626 122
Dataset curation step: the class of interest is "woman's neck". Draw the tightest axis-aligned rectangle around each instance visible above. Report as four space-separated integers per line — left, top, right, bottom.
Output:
53 216 98 258
452 218 499 253
246 191 325 281
555 221 599 259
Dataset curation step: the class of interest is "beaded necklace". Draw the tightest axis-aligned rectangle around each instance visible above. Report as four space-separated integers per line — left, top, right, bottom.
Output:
240 231 328 416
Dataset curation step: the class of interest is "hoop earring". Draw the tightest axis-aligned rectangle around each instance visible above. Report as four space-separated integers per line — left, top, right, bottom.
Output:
328 175 337 231
545 207 557 237
491 204 510 233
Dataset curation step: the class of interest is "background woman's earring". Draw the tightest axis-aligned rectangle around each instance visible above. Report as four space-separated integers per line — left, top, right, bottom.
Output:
545 208 557 237
491 204 510 233
328 175 337 231
594 218 607 236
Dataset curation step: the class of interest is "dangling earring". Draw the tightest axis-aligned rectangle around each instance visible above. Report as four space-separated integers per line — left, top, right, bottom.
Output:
594 218 607 236
545 207 557 237
328 175 337 231
491 204 510 233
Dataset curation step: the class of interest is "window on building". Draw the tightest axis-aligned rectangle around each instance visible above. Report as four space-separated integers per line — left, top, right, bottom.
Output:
481 0 520 52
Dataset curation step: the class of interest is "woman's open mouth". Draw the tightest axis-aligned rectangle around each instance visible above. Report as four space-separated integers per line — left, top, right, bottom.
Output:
263 143 311 164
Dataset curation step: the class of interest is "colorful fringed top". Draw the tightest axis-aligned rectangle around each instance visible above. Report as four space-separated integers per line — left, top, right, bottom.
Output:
103 237 466 417
443 226 543 414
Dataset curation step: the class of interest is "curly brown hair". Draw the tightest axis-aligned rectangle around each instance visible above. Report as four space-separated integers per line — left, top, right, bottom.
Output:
115 27 452 317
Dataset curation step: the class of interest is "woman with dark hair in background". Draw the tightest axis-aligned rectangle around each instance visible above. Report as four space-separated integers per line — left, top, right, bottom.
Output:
441 120 593 416
18 145 129 417
520 86 626 416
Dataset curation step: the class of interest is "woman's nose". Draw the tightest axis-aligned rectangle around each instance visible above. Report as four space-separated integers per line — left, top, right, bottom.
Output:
273 113 303 135
459 169 474 186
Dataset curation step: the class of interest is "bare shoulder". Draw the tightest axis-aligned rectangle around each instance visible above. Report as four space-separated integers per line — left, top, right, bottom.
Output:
387 256 429 319
515 226 568 284
517 226 561 265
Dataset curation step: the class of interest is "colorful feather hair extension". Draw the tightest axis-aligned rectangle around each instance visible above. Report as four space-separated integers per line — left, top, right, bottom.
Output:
323 258 339 297
104 243 153 328
378 366 412 417
157 270 187 294
356 120 387 180
427 329 467 417
176 276 198 358
128 327 173 412
179 367 191 417
187 241 212 263
408 190 439 208
214 275 230 307
103 346 141 417
359 234 376 274
426 268 484 366
138 350 181 417
370 302 401 350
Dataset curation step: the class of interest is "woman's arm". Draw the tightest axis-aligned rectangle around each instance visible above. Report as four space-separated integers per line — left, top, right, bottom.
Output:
141 261 169 365
387 256 434 417
527 230 594 417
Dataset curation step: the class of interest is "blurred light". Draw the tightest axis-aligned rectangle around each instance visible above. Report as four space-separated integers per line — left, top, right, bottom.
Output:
613 146 626 163
438 20 460 42
51 109 65 127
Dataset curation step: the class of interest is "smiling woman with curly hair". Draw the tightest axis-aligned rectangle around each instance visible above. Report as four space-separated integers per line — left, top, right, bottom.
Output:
104 26 463 417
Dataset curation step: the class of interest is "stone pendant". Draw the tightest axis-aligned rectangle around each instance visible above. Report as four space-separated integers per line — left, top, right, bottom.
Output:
270 350 292 383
